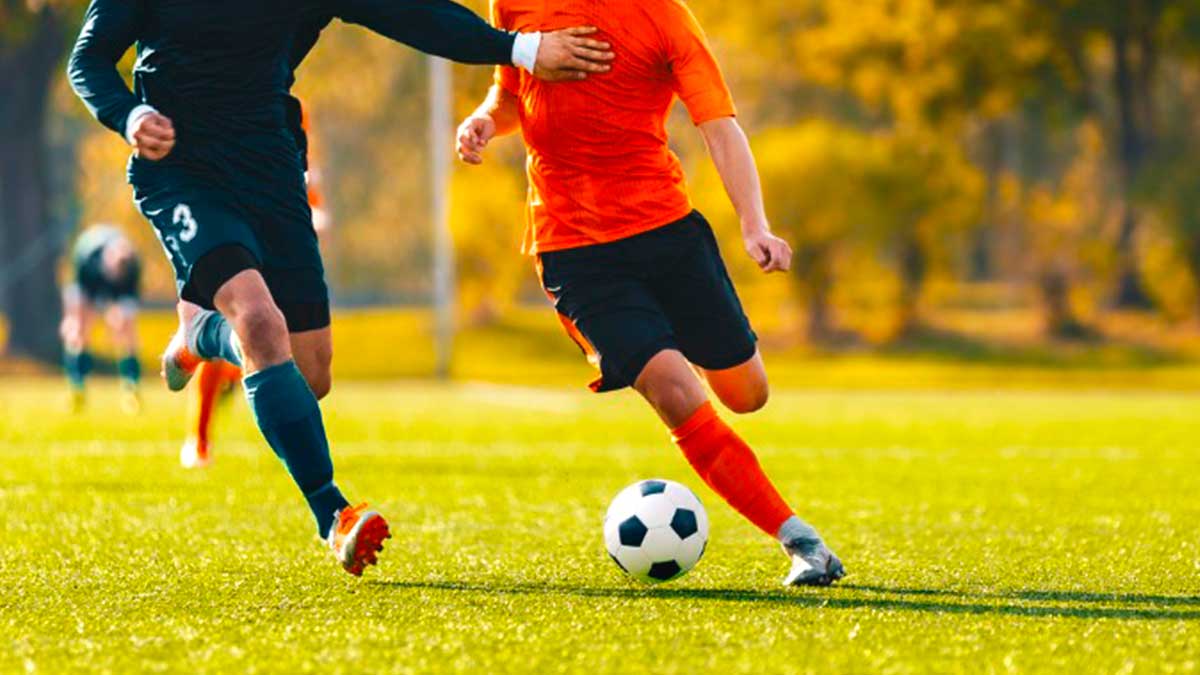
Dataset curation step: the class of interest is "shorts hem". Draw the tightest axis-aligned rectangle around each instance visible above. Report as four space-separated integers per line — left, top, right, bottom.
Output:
685 336 759 373
594 335 679 393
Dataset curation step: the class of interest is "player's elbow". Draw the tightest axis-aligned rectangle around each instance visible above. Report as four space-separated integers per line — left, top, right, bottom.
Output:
698 116 740 144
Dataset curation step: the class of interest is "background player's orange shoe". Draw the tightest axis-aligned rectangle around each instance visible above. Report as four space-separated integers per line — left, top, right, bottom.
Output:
326 503 390 577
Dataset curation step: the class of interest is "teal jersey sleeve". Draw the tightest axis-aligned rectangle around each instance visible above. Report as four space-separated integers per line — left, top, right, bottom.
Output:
67 0 144 140
332 0 516 65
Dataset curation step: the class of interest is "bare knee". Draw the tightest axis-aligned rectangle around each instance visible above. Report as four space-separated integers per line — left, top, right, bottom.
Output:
229 302 290 367
718 380 769 414
60 316 86 351
105 307 139 353
213 272 291 369
634 351 709 428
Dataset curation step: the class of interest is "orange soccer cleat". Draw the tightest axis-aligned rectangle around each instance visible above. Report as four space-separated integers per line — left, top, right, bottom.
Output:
326 503 391 577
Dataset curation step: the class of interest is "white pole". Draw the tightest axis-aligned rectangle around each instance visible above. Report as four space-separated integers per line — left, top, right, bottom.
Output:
429 55 456 379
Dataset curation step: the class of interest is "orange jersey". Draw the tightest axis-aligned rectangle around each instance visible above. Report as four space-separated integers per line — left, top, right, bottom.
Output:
491 0 736 254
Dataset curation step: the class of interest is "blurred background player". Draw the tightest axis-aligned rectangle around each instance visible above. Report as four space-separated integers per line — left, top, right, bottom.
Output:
458 0 844 585
60 224 143 414
180 104 330 470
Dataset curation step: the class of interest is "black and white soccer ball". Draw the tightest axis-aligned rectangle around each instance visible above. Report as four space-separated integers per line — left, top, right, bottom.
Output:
603 479 709 584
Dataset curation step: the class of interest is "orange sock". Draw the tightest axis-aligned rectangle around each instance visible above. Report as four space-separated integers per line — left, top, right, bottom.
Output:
189 361 232 448
672 401 794 538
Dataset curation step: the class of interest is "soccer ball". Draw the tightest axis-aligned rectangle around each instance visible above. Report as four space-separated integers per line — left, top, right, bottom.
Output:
603 479 709 584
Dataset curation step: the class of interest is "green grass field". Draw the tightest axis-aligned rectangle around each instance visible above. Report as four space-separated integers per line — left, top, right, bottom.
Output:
2 377 1199 673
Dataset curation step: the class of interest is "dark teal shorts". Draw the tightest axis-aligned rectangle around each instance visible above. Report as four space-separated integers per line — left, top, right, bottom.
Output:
131 156 329 331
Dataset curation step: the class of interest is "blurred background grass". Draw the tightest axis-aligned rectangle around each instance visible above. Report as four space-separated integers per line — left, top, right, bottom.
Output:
6 306 1200 389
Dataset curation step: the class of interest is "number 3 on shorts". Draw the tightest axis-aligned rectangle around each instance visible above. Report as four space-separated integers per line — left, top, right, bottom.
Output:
173 204 198 243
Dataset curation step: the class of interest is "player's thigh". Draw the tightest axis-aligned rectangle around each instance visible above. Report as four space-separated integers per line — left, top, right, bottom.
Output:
254 197 331 339
289 327 333 399
538 244 678 393
649 212 758 377
133 179 265 311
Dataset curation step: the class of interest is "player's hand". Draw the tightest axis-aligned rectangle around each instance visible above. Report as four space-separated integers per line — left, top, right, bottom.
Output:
129 112 175 161
456 114 497 165
743 226 793 273
534 27 614 82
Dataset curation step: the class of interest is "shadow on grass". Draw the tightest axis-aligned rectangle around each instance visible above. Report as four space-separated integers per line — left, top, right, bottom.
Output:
374 579 1200 621
846 584 1200 608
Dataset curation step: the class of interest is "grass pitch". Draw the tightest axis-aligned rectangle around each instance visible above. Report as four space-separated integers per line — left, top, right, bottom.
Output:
1 377 1199 673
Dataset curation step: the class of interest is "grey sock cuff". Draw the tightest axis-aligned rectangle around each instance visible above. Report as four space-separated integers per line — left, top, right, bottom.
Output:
777 515 821 545
186 309 216 358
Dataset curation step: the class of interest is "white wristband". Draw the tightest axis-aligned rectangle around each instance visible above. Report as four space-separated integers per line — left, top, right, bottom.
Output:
512 32 542 75
124 104 158 145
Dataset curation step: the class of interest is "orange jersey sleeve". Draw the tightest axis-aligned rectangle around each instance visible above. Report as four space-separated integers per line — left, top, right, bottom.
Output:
491 0 521 94
662 1 736 125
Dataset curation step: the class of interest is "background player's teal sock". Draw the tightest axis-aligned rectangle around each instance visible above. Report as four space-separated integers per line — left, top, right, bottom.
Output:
117 355 141 386
244 361 348 537
192 311 243 367
64 349 93 390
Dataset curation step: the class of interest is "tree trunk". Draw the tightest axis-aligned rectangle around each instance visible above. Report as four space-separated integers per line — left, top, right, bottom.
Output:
1110 19 1154 309
795 245 836 343
1038 265 1089 339
0 10 68 363
895 233 926 338
968 121 1005 281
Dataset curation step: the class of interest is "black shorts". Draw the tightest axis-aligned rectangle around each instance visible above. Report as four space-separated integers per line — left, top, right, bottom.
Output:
130 154 329 332
538 211 758 392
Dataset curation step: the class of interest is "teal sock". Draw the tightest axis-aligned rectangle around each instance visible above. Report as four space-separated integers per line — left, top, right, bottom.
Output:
244 361 347 537
64 349 93 390
191 311 243 367
117 355 141 386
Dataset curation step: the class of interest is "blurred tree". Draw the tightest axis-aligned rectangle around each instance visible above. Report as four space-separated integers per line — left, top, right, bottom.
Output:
1025 0 1200 309
449 162 527 324
1142 61 1200 319
776 0 1029 336
0 1 79 363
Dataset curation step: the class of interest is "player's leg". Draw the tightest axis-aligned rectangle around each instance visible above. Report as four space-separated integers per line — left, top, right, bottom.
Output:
60 285 94 411
638 352 842 585
649 213 844 585
288 327 333 400
105 300 142 413
634 350 792 536
698 350 769 415
181 360 238 469
135 184 386 574
540 233 838 584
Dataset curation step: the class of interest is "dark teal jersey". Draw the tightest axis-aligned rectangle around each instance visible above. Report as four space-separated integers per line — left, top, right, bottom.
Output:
72 226 142 301
68 0 516 152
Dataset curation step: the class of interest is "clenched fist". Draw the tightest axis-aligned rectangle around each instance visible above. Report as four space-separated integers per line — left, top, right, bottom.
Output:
743 226 793 273
129 111 175 161
456 114 497 165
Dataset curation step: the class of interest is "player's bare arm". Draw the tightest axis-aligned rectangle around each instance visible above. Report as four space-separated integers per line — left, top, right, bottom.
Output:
699 117 792 274
457 85 521 165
